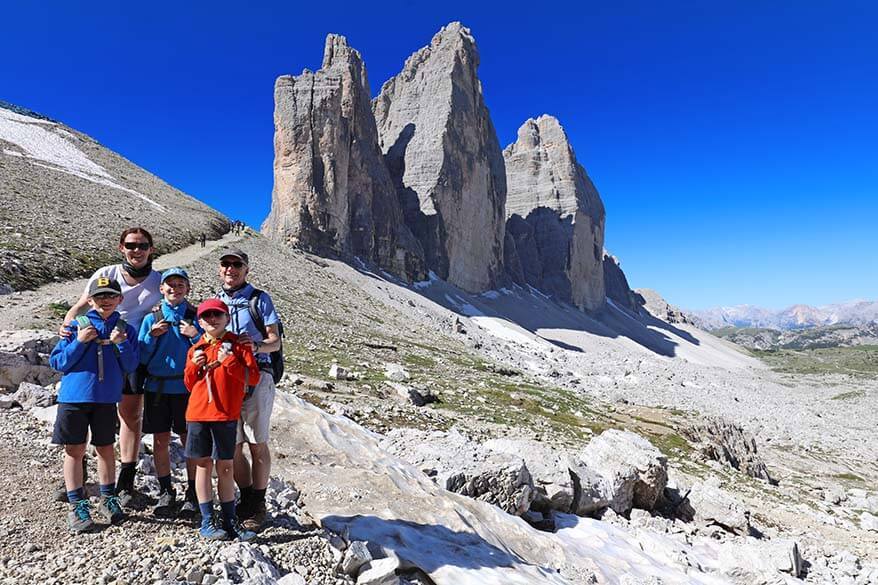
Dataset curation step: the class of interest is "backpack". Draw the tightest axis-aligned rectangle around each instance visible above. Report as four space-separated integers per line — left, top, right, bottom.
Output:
144 303 198 395
149 302 197 329
246 288 285 384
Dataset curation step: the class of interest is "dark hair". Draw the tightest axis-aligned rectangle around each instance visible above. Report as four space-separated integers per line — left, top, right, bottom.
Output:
119 227 154 248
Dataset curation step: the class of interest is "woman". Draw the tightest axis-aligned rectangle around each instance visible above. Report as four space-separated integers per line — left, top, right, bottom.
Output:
61 227 163 504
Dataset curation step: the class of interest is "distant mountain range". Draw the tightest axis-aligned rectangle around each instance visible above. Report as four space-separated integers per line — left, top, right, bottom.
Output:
690 300 878 331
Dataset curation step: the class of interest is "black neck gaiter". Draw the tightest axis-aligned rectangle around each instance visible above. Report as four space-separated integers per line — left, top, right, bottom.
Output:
122 260 152 278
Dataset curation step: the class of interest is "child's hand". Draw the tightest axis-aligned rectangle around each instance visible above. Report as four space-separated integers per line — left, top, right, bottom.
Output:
109 327 127 345
192 349 207 367
237 332 256 351
150 319 170 338
217 342 232 363
76 325 98 343
179 321 198 338
59 322 74 339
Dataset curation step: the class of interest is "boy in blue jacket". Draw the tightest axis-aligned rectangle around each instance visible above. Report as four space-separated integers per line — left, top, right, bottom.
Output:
138 267 201 517
50 277 139 534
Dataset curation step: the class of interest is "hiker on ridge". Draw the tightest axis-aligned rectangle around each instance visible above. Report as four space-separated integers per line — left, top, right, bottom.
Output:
214 248 282 532
61 227 163 506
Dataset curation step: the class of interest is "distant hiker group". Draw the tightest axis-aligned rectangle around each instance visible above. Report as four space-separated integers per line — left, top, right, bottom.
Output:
230 220 246 236
51 227 282 541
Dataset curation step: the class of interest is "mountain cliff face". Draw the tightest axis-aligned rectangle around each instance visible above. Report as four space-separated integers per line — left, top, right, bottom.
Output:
603 252 642 313
503 115 606 311
262 35 425 280
373 22 507 293
0 101 228 292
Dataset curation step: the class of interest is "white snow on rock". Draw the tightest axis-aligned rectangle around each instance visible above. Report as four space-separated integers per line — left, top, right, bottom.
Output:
0 107 166 211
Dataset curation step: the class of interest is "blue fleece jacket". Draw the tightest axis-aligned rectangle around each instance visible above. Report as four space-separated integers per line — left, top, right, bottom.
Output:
138 300 202 395
50 310 139 404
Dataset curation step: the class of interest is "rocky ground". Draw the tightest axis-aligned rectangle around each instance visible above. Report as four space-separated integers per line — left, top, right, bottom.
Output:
1 232 877 584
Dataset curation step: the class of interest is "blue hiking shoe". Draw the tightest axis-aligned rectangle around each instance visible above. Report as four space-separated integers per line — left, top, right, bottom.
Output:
199 515 229 540
68 499 95 534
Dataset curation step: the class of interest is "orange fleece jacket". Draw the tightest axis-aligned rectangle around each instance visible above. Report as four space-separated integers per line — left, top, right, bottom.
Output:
184 331 260 422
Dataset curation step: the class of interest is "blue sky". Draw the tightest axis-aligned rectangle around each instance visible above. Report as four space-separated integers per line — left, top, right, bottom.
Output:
2 1 876 309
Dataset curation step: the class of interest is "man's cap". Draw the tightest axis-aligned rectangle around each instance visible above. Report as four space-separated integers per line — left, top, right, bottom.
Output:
161 267 190 284
88 277 122 297
219 248 249 265
196 298 229 318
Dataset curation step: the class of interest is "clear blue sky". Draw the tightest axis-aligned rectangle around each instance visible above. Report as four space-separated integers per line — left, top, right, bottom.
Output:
3 1 876 309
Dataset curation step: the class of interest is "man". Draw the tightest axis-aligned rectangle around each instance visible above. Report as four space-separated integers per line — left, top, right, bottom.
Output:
215 248 281 531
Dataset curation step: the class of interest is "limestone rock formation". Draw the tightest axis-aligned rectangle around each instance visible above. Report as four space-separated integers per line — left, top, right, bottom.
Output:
682 416 775 484
373 22 506 293
264 35 424 280
503 115 606 311
603 252 642 313
636 288 694 324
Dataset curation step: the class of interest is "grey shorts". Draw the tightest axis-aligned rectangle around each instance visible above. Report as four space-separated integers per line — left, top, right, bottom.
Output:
237 370 275 444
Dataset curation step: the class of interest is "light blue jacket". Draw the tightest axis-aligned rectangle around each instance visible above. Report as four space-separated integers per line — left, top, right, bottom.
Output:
138 300 202 395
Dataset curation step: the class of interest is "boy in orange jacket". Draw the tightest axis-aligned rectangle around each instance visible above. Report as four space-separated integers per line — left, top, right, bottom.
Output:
183 299 260 541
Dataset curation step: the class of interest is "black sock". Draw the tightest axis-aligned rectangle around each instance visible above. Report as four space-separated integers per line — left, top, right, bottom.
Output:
118 462 136 487
253 488 267 504
187 479 196 493
158 475 172 492
239 485 254 505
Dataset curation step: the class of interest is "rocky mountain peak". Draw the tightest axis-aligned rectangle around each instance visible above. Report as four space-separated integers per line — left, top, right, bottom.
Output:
263 34 425 280
321 34 368 92
373 22 506 293
503 115 606 310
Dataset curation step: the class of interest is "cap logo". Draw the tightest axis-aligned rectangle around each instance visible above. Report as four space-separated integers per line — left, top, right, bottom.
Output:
97 277 110 287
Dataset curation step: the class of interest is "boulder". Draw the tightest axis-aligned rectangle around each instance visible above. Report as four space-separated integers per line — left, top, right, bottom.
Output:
483 437 581 514
861 512 878 532
381 429 535 516
503 115 606 311
0 329 60 391
578 429 668 515
386 382 435 407
263 34 424 280
12 381 54 409
679 477 751 535
716 538 802 578
681 416 774 484
383 363 410 382
329 364 350 380
373 22 506 293
357 557 401 585
342 540 373 576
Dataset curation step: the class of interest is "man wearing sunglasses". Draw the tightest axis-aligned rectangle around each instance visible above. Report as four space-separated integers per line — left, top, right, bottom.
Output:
215 248 281 531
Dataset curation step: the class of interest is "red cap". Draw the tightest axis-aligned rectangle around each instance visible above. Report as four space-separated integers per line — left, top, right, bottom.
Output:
196 299 229 318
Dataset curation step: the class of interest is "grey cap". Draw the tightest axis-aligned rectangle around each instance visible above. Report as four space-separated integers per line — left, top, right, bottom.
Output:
219 248 249 265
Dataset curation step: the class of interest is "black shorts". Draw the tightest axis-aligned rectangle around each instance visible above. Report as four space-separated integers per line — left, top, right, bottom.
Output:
121 364 148 396
142 392 189 435
52 403 117 447
185 421 237 460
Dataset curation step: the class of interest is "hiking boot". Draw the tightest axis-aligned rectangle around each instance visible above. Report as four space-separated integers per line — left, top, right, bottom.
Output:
68 500 95 534
97 495 126 525
179 486 199 520
224 517 256 542
115 480 140 508
153 488 177 517
241 499 267 532
199 515 228 540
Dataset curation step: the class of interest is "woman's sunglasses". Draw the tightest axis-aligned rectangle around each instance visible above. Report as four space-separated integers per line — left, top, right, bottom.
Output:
123 242 151 251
